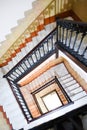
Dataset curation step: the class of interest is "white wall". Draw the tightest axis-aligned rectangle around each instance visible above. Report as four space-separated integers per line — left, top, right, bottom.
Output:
0 68 4 78
59 51 87 82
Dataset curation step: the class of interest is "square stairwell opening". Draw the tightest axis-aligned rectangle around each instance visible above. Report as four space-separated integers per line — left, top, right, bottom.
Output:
42 90 62 111
31 77 72 114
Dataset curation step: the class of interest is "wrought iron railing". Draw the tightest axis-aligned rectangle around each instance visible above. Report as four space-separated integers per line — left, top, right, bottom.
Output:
4 18 87 122
56 19 87 69
7 79 33 122
5 29 56 82
0 0 74 67
0 0 56 67
4 29 57 122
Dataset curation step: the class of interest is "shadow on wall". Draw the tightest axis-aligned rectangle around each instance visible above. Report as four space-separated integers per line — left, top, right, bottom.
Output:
72 0 87 22
82 115 87 130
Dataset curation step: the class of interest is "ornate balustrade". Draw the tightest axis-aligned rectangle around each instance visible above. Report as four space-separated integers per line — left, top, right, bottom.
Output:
7 80 33 122
0 0 73 67
57 19 87 71
4 28 57 122
0 0 56 67
4 29 56 82
4 18 87 122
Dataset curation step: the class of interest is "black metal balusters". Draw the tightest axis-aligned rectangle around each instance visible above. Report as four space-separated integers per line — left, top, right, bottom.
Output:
3 18 87 123
3 29 57 122
57 19 87 67
4 29 56 82
7 79 33 122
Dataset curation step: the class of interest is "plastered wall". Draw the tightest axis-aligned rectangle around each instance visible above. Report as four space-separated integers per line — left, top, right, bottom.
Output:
72 0 87 22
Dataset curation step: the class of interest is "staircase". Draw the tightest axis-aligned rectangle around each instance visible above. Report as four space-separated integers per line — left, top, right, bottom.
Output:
0 1 57 129
21 57 87 130
0 78 28 129
0 106 11 130
56 63 87 102
56 19 87 71
0 0 74 70
1 18 87 130
0 0 87 130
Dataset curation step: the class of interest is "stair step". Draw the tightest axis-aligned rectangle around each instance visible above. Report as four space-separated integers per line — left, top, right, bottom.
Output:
71 91 87 101
7 111 25 119
1 21 56 74
0 112 10 130
67 87 83 97
65 83 80 91
45 22 56 34
54 63 69 77
62 80 77 88
60 77 74 84
38 29 47 40
3 102 20 113
3 98 16 106
0 93 15 103
59 74 71 80
10 117 27 129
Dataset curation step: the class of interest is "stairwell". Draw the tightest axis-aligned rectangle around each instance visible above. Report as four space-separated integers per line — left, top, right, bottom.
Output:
0 0 87 130
0 78 28 129
0 0 74 70
18 57 87 130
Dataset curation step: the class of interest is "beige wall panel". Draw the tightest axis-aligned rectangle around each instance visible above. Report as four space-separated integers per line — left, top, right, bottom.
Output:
72 0 87 22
